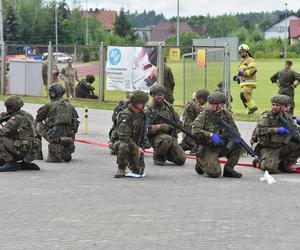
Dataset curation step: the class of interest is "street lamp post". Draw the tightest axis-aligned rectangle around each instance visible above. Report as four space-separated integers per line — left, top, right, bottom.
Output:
284 3 288 59
176 0 179 46
55 0 58 55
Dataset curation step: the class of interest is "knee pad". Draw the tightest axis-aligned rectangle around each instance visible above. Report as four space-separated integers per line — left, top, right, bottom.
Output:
240 92 247 107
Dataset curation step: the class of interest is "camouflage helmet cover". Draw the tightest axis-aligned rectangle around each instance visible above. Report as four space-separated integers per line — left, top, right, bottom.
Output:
4 95 24 111
271 94 291 105
130 90 149 104
207 91 226 104
195 89 210 101
48 83 66 99
149 84 166 96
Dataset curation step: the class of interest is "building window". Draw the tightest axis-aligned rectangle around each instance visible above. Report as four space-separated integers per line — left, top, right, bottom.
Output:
277 26 285 32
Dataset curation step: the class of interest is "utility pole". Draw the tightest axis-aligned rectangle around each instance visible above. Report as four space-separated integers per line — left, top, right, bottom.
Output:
0 0 3 42
85 0 88 45
176 0 180 46
284 3 288 59
55 0 58 55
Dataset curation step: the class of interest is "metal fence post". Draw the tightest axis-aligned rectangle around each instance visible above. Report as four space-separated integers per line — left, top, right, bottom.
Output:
223 43 231 110
0 41 6 94
99 42 105 102
182 55 186 106
157 42 164 85
47 41 53 88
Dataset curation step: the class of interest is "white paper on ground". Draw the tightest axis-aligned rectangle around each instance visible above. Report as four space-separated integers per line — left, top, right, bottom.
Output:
260 171 276 184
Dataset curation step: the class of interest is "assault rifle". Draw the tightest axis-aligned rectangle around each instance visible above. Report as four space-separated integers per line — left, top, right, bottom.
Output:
216 118 259 161
277 114 300 145
0 114 11 126
154 113 195 139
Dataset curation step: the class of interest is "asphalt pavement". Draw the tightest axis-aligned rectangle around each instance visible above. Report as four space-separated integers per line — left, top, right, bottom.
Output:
0 102 300 250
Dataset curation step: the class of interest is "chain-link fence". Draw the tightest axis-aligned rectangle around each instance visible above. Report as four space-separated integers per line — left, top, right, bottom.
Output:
0 43 230 106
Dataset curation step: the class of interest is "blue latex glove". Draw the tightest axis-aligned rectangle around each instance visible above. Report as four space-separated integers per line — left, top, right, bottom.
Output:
295 118 300 125
277 127 289 135
233 75 238 81
211 133 223 146
234 138 241 145
238 71 244 76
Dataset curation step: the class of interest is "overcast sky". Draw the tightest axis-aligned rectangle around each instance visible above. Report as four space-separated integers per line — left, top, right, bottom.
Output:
67 0 299 18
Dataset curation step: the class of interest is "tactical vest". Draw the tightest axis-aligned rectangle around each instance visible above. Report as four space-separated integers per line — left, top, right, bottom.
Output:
13 110 35 152
46 99 73 127
257 111 290 147
116 108 145 145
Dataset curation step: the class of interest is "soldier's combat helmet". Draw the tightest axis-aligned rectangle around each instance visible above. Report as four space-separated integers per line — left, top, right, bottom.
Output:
271 94 291 105
86 75 95 84
195 89 210 101
48 83 66 100
149 84 166 96
129 90 149 105
207 91 226 104
4 95 24 113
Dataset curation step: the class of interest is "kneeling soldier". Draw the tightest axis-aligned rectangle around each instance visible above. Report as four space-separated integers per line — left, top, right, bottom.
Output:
114 90 149 178
192 92 242 178
253 95 300 174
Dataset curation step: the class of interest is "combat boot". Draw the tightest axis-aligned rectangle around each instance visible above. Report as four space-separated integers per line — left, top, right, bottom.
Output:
248 107 258 115
223 166 242 178
279 160 294 173
0 160 20 172
35 151 44 160
63 146 72 162
114 168 126 178
195 164 204 175
153 154 165 166
20 162 40 171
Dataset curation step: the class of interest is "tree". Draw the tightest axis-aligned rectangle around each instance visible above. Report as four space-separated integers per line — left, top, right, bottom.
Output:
114 8 136 42
4 6 21 43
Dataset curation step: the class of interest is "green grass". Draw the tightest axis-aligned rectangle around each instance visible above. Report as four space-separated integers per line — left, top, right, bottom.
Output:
1 58 300 121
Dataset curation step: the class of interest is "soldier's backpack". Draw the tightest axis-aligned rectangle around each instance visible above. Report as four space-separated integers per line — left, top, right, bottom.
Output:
48 99 73 126
109 100 130 142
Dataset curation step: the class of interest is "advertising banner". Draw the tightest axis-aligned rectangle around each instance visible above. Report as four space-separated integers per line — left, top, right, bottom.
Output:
106 46 157 92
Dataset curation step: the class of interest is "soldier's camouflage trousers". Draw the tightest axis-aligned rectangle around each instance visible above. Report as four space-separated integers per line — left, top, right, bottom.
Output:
116 141 144 173
260 142 300 173
153 133 186 165
0 137 27 162
65 83 75 98
195 145 241 178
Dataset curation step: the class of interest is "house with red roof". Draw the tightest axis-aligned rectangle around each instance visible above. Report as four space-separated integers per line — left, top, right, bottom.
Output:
290 19 300 45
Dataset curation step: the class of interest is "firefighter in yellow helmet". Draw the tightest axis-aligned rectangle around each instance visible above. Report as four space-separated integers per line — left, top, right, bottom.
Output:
233 44 258 114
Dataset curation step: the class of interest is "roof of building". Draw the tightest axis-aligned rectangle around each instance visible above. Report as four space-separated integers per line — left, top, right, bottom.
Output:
290 19 300 38
84 9 117 31
264 15 300 32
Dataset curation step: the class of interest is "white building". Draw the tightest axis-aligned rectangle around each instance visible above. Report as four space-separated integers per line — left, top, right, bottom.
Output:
264 15 300 40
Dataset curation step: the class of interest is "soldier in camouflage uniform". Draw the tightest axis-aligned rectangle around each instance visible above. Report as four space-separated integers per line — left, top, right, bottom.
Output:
75 75 98 99
162 58 175 104
146 84 186 166
60 58 80 99
36 83 79 162
192 92 242 178
270 60 300 115
42 56 59 88
0 96 40 171
114 91 149 178
180 89 210 154
108 98 130 155
253 95 300 174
